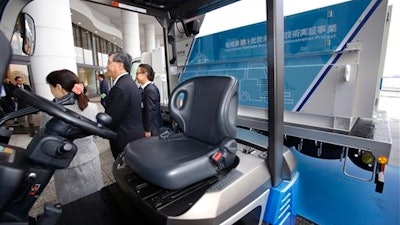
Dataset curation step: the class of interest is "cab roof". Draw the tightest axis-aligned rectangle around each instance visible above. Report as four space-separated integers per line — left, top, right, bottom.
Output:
85 0 240 21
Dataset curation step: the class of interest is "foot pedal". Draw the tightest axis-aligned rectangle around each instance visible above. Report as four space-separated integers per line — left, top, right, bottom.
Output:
36 203 62 225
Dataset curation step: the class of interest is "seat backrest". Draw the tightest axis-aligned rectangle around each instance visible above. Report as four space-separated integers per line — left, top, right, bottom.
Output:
168 76 238 145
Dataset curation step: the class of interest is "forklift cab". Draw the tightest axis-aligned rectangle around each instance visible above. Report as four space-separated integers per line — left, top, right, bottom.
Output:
0 1 298 225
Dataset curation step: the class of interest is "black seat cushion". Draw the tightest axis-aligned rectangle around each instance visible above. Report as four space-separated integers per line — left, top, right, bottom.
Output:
124 76 239 190
125 134 237 190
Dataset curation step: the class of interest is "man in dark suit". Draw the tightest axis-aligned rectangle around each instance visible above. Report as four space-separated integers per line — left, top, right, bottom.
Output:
135 63 162 138
1 77 15 114
14 75 33 126
97 73 109 108
105 50 144 159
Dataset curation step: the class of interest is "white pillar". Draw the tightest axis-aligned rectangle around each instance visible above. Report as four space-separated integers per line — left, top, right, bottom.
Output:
121 10 141 59
144 23 155 52
24 0 76 100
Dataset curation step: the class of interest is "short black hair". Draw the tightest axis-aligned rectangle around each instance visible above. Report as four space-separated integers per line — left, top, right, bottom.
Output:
138 63 155 81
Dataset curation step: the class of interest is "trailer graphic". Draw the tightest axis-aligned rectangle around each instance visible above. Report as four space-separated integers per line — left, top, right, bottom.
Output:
180 0 387 119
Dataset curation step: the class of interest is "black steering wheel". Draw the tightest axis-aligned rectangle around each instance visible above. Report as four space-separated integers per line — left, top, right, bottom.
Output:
14 88 117 140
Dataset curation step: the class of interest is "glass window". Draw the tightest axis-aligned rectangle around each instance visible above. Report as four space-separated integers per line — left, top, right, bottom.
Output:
71 24 123 66
8 63 32 90
73 24 82 48
10 15 30 56
81 30 88 49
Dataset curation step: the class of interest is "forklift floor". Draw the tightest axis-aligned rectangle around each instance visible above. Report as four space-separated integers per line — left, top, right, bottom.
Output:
55 183 157 225
52 150 400 225
54 181 265 225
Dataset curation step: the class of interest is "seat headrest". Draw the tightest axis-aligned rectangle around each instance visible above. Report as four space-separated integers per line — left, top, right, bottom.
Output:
169 76 238 145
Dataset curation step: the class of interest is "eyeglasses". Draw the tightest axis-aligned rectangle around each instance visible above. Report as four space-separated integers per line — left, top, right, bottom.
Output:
107 60 120 65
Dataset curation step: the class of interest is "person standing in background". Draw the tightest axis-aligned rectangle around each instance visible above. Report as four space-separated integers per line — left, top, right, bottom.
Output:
97 73 110 108
135 63 162 137
14 75 33 126
42 69 104 204
105 50 144 159
0 83 6 117
1 77 15 114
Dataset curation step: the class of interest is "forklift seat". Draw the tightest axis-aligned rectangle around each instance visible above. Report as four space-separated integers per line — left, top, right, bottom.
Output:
123 76 239 190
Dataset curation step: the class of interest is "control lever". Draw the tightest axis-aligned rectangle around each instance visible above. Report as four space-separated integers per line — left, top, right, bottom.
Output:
96 112 112 128
57 143 74 154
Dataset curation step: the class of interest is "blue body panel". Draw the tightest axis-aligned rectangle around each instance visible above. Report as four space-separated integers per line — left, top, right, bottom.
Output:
293 149 399 225
180 0 379 112
237 128 399 225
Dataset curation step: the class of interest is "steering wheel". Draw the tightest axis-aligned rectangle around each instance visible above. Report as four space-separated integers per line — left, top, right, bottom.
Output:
14 88 117 140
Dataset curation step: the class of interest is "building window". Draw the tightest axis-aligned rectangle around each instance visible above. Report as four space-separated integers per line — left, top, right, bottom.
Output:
72 23 121 66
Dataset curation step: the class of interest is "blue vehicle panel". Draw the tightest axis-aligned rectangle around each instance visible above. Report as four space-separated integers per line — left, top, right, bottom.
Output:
180 0 374 111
